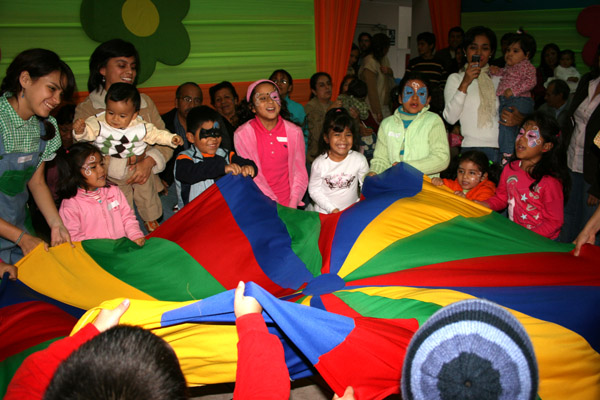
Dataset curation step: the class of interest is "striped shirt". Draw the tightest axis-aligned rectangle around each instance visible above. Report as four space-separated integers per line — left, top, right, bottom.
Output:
406 56 447 88
0 93 61 167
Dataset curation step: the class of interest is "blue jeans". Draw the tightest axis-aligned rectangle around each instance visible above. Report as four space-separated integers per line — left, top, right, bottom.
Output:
558 170 600 244
498 96 534 156
461 147 500 165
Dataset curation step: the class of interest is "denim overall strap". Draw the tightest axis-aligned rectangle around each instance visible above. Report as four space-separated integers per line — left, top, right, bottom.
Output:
0 121 48 263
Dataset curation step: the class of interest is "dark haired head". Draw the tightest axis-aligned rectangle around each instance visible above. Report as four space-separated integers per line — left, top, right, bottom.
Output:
87 39 139 92
510 111 570 200
358 32 372 41
317 108 360 156
56 142 104 199
347 78 367 99
539 43 560 77
507 31 536 59
309 72 332 99
458 150 501 185
448 26 464 37
44 325 187 400
367 33 391 62
175 82 201 99
269 69 293 87
209 81 239 106
339 74 355 95
55 104 76 126
186 105 221 135
463 26 497 59
417 32 436 47
105 82 141 111
1 48 76 101
559 49 576 68
1 48 76 141
547 79 570 101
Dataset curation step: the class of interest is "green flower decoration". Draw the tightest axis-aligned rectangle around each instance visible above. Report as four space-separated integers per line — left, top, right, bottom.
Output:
80 0 190 84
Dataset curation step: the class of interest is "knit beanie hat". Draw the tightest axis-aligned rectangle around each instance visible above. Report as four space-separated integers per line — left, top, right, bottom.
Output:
401 299 538 400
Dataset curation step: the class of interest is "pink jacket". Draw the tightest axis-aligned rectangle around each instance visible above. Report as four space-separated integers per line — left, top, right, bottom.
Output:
59 186 144 242
234 117 308 208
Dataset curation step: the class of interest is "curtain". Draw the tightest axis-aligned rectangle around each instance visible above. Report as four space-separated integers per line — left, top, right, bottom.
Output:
428 0 461 50
314 0 361 98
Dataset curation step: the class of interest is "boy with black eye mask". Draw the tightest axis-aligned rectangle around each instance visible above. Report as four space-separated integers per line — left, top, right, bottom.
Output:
174 106 257 209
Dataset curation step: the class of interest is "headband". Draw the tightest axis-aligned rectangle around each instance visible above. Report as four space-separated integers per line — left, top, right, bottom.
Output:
246 79 280 102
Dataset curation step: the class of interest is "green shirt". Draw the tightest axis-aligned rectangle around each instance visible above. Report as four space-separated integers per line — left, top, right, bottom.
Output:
0 93 61 168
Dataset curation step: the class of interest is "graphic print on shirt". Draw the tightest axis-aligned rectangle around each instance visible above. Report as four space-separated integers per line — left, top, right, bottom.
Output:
506 173 540 229
324 173 356 190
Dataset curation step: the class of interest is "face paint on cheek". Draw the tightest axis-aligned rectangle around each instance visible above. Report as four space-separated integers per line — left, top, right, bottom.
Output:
525 127 541 147
402 86 414 104
269 90 281 106
82 155 96 176
416 87 428 105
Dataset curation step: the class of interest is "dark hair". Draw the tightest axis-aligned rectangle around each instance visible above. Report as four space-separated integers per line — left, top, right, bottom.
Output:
547 79 570 101
507 31 536 59
87 39 139 92
105 82 141 111
44 325 187 400
539 43 561 80
463 26 497 59
338 74 355 95
236 81 292 125
509 111 570 200
309 72 332 100
366 33 391 62
559 49 576 68
448 26 464 37
398 72 431 96
1 48 76 141
317 108 360 156
209 81 239 106
500 32 512 44
175 82 202 100
56 142 104 199
186 105 220 134
351 43 360 53
358 32 372 42
417 32 436 48
269 69 293 86
458 150 501 185
347 78 367 99
55 104 76 126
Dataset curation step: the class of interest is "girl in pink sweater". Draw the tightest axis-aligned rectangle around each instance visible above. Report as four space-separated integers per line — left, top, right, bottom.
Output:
234 80 308 208
57 143 145 245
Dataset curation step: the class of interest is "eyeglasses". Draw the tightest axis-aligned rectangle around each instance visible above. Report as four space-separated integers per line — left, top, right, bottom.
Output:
178 96 202 104
272 79 289 85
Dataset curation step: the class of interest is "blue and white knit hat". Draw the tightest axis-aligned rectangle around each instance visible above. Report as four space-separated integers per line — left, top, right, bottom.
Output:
401 299 538 400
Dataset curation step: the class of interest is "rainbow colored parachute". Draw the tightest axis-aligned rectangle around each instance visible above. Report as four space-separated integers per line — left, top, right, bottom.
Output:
2 164 599 399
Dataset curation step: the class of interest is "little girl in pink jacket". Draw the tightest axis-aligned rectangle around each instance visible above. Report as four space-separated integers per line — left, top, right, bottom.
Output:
234 80 308 208
56 143 145 245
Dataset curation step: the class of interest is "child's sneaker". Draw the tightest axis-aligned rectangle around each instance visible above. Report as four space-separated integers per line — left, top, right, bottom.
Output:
144 220 160 232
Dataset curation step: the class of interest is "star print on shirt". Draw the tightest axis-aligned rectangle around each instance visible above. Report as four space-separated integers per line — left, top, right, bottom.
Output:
534 214 540 220
521 194 528 202
520 214 527 220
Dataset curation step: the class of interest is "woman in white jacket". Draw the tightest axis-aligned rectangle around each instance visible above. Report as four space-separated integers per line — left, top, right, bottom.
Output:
443 26 501 164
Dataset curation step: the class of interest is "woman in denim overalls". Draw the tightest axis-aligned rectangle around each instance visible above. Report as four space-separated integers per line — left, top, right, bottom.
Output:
0 49 75 263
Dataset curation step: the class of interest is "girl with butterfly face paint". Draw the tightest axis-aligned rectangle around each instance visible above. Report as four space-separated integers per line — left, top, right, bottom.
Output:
368 72 450 178
479 111 570 239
